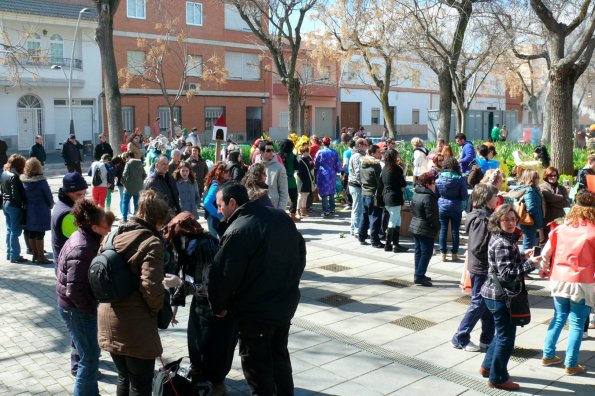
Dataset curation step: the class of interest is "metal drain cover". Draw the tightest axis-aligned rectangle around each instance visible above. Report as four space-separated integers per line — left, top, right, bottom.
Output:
454 295 472 304
390 315 437 331
381 278 414 288
319 264 352 272
317 293 357 307
510 347 540 363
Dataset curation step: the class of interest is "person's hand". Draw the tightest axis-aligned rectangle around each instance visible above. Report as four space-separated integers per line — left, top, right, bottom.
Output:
170 306 179 327
163 273 182 288
524 248 534 259
215 310 228 318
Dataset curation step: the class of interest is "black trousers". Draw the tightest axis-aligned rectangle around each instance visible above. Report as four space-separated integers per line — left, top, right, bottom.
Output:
288 188 298 213
110 353 155 396
187 297 237 384
238 321 293 396
66 162 82 174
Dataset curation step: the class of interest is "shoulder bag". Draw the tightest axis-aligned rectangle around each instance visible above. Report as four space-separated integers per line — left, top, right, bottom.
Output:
514 189 534 226
491 274 531 326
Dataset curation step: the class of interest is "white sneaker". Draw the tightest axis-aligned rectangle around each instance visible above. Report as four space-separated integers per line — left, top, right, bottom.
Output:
583 331 588 340
463 341 481 352
479 342 490 349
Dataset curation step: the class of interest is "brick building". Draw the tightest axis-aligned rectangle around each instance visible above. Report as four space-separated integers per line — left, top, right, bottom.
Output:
112 0 272 144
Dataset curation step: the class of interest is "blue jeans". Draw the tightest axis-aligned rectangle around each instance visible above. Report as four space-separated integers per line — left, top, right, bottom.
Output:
206 214 220 238
543 297 591 368
519 225 538 253
452 274 494 347
481 298 516 385
358 195 382 244
413 234 434 281
349 186 363 234
3 203 23 260
121 194 139 222
58 306 100 396
386 205 402 228
439 210 462 254
321 194 336 214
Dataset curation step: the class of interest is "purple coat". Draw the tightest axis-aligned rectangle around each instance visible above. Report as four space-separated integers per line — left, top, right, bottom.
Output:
314 147 342 196
56 227 102 314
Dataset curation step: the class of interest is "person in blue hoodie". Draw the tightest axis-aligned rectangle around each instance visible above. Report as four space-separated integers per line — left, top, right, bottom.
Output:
455 133 475 175
475 144 500 174
436 157 469 261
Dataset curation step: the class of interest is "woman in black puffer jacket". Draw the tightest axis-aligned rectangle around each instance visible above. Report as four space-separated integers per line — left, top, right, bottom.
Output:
381 149 408 253
409 172 439 286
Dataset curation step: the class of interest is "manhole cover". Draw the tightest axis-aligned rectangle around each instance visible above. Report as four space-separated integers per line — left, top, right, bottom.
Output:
317 293 357 307
542 317 569 330
390 315 437 331
510 347 540 363
454 295 472 304
319 264 352 273
381 278 414 288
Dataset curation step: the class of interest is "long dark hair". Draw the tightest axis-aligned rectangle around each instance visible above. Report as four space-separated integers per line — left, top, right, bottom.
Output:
534 145 550 168
383 149 399 172
443 157 461 175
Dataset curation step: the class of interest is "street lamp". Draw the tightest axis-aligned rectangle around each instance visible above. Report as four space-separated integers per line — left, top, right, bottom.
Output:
52 7 91 135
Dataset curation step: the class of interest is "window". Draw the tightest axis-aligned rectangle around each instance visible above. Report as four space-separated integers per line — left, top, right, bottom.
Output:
186 2 203 26
127 51 145 75
279 112 288 128
187 55 203 77
159 107 182 133
54 99 67 106
225 3 252 31
205 107 225 131
81 99 94 106
50 34 63 64
371 108 380 125
27 33 41 59
320 66 330 80
127 0 146 19
225 52 260 80
122 106 135 132
412 109 420 125
302 65 313 81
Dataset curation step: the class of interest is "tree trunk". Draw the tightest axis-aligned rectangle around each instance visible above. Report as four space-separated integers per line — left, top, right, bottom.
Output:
380 89 395 138
299 101 306 136
169 106 175 139
287 78 301 135
438 68 453 142
541 87 552 145
95 0 123 155
549 70 575 175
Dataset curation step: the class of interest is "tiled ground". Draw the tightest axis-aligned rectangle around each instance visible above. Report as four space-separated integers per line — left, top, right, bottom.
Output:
0 174 593 395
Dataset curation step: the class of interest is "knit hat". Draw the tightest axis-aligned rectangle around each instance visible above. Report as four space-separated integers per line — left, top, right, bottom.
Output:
62 172 88 192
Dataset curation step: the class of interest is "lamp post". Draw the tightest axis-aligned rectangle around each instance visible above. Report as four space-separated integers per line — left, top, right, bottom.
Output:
52 7 91 135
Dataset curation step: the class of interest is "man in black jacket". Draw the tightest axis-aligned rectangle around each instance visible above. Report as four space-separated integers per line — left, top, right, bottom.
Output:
94 134 113 161
143 155 181 213
29 135 47 165
61 134 83 173
208 183 306 395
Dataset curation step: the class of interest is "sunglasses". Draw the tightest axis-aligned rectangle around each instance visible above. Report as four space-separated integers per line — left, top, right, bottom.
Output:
264 148 274 153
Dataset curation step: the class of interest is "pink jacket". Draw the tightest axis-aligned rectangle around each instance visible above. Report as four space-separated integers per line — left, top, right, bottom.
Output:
548 222 595 284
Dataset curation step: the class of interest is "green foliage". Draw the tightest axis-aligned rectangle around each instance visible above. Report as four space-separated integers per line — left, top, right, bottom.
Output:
558 174 575 186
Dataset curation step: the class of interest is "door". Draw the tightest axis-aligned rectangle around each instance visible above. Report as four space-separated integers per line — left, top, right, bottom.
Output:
315 107 334 136
17 108 41 150
341 102 360 130
246 107 262 142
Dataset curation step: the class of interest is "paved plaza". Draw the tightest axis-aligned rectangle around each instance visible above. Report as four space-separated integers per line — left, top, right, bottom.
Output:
0 172 593 395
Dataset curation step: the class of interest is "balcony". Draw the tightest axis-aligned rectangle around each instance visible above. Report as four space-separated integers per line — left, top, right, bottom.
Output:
24 56 83 70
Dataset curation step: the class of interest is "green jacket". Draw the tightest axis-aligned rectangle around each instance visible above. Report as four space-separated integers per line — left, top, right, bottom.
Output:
282 152 298 189
491 127 501 141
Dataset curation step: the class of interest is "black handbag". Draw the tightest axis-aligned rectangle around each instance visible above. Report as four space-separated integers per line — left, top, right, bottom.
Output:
491 274 531 327
157 289 173 330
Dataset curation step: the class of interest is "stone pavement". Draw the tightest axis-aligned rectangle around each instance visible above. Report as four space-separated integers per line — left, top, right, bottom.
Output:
0 174 593 395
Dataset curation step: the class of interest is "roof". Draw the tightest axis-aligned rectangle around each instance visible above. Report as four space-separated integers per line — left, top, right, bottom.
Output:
0 0 97 21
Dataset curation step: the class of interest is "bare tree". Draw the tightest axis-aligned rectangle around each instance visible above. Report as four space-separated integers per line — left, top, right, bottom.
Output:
317 0 409 138
528 0 595 174
94 0 123 154
0 29 42 86
400 0 477 141
118 18 227 138
227 0 319 135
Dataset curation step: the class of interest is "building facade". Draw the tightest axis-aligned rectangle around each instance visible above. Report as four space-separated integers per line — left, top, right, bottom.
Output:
0 0 101 153
112 1 272 144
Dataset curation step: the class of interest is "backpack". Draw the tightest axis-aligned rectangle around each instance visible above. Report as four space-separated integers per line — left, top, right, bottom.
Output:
89 229 138 302
92 165 103 187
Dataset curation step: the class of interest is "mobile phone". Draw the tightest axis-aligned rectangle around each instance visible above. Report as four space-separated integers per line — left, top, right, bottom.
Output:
533 246 542 256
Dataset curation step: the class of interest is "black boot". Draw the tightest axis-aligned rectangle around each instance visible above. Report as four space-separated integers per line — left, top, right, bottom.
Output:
384 228 394 251
393 227 409 253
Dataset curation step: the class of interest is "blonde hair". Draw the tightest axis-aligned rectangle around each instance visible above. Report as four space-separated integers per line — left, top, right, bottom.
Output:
565 190 595 227
411 137 423 147
519 169 539 186
137 190 172 227
24 158 43 177
481 169 503 186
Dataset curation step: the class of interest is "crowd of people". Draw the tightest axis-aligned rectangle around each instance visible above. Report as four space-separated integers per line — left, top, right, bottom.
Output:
1 127 594 394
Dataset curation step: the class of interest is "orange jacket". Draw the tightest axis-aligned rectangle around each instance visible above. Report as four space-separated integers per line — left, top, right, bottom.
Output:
549 222 595 284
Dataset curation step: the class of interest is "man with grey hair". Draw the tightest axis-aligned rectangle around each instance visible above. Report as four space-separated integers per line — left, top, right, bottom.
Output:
347 138 368 236
143 155 181 213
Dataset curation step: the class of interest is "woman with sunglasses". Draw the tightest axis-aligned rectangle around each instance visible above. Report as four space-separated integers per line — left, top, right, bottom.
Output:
539 167 570 244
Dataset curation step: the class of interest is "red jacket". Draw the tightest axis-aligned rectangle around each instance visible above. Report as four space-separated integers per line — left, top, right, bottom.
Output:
549 222 595 284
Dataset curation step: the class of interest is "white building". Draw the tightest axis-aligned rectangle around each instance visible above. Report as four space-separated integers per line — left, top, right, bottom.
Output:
0 0 101 153
339 56 506 139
